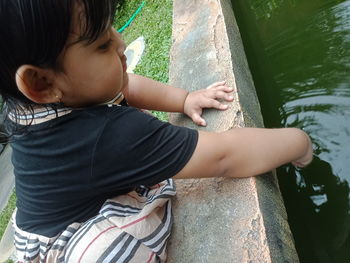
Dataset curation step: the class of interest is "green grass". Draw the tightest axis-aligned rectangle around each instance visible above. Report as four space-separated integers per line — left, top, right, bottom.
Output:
114 0 173 121
0 191 16 240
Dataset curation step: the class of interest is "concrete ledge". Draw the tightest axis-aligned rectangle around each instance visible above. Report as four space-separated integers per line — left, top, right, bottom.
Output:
0 217 15 263
167 0 299 262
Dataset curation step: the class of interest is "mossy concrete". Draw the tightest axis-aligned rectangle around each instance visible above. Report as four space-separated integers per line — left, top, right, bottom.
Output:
167 0 299 262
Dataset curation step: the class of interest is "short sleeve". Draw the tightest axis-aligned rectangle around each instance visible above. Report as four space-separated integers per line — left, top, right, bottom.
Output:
91 106 198 192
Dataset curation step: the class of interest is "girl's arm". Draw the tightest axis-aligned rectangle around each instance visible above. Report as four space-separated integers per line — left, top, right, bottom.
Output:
123 73 188 112
123 73 233 126
124 74 314 176
175 128 313 178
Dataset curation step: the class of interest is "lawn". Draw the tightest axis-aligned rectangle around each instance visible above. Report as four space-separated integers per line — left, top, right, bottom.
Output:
114 0 173 121
0 191 16 240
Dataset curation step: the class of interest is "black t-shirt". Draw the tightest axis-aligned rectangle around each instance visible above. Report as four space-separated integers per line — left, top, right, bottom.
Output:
11 105 198 237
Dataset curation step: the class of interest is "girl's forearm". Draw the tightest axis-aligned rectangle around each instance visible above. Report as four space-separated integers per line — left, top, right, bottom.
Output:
123 73 188 112
221 128 311 177
174 128 313 180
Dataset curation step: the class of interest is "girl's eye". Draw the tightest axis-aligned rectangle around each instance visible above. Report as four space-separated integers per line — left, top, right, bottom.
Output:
98 39 112 50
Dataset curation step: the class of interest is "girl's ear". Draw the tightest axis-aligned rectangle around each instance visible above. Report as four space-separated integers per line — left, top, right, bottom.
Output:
15 65 61 104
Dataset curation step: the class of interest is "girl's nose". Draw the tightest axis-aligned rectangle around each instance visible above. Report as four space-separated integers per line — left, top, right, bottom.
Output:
112 28 126 55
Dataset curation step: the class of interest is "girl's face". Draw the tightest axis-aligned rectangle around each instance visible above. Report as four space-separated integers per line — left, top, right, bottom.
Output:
55 8 128 107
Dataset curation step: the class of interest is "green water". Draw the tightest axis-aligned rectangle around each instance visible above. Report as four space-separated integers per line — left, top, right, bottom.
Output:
231 0 350 262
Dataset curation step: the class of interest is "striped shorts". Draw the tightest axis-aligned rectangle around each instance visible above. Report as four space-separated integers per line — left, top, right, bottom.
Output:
13 179 176 263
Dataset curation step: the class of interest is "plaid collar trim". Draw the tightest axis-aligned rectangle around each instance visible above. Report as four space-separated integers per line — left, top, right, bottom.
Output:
9 93 125 125
9 106 73 125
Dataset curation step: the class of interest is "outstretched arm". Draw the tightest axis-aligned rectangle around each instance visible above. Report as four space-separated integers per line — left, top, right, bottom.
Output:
124 74 313 177
123 73 233 126
175 128 313 179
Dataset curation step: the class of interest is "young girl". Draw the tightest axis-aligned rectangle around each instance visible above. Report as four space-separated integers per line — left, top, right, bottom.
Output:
0 0 313 262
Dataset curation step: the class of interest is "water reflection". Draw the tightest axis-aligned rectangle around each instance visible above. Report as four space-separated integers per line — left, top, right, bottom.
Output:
232 0 350 262
281 158 350 262
270 0 350 182
282 93 350 176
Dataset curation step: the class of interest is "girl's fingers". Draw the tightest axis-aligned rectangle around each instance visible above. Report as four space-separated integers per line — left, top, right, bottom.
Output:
207 99 229 110
292 161 305 168
208 85 234 94
220 86 234 92
191 112 206 126
211 86 233 92
210 90 234 102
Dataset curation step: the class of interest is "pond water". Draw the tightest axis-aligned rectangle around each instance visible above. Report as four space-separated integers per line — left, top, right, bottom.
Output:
231 0 350 262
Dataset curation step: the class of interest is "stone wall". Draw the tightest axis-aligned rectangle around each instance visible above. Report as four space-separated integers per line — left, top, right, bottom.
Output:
167 0 299 262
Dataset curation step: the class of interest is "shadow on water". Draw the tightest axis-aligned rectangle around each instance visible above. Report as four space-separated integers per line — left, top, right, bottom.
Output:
280 160 350 262
231 0 350 262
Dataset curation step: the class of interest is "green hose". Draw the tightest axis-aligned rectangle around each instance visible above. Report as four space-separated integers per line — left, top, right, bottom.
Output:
117 1 146 33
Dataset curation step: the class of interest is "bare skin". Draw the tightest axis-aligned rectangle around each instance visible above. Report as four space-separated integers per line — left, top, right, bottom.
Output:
123 74 313 178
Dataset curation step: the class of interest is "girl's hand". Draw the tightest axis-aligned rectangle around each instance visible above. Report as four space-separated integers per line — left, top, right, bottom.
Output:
292 132 314 168
184 81 234 126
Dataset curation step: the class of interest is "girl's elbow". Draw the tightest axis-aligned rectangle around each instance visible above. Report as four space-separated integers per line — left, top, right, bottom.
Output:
218 153 247 178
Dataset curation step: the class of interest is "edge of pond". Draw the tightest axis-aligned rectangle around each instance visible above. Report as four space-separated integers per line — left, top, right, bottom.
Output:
167 0 299 262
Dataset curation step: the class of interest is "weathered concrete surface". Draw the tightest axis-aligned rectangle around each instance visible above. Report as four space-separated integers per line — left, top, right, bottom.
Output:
167 0 299 262
0 218 15 263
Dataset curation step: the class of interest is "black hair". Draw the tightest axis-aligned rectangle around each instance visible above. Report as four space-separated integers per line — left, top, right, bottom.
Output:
0 0 124 140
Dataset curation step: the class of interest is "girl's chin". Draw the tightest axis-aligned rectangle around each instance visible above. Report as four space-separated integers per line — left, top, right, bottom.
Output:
123 74 129 86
